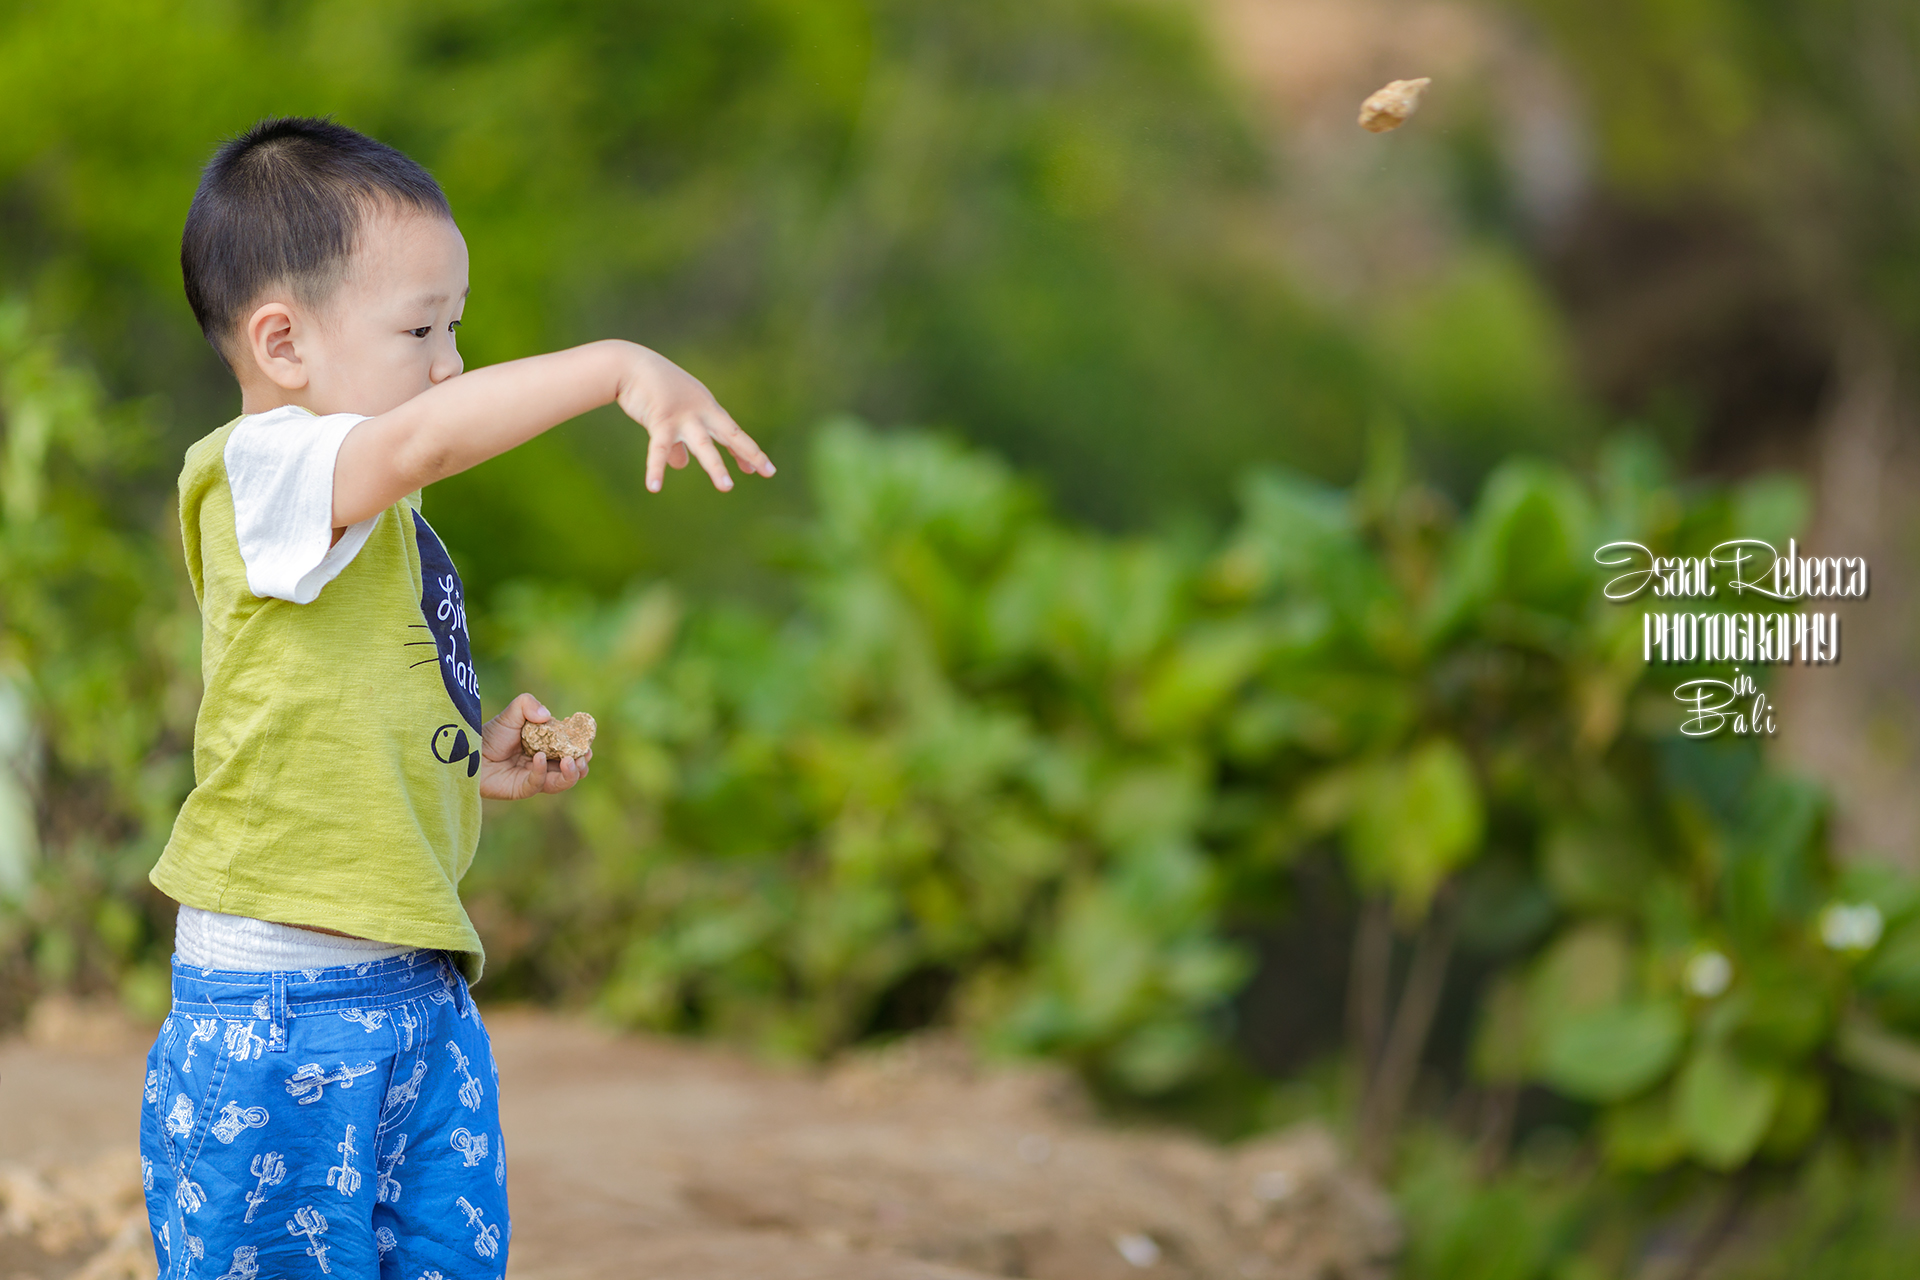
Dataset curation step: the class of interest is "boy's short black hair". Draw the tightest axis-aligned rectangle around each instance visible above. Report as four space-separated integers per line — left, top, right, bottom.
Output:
182 116 451 366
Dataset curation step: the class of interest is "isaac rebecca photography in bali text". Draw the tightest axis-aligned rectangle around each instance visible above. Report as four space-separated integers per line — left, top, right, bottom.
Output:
1594 540 1865 737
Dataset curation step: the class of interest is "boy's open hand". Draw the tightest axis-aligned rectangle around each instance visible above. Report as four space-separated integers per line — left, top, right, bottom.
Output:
479 693 592 800
616 346 775 494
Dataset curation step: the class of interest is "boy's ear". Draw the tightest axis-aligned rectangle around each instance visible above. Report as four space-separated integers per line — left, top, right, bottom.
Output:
244 301 308 391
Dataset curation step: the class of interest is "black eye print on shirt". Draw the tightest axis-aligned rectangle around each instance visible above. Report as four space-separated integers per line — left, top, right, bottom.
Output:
431 723 482 777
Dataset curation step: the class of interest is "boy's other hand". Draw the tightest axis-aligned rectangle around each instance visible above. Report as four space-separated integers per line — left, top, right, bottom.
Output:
615 345 775 494
479 692 592 800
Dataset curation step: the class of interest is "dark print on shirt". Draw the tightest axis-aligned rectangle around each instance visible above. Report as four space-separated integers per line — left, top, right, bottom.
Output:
432 723 482 777
411 510 482 732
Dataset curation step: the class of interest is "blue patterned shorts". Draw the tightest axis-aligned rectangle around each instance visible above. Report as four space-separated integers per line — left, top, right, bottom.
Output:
141 951 510 1280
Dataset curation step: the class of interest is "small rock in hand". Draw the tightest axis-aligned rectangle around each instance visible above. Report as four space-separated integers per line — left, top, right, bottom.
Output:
1359 77 1431 132
522 711 596 762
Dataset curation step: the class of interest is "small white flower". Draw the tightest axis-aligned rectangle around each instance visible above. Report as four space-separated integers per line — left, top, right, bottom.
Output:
1114 1233 1161 1269
1820 902 1884 952
1686 950 1733 999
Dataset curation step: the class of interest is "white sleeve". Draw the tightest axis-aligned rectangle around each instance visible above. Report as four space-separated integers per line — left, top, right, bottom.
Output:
224 406 379 604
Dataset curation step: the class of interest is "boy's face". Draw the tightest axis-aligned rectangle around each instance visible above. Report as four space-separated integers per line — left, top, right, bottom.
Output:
249 208 470 417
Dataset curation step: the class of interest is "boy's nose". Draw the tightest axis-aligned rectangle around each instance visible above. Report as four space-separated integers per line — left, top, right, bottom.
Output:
430 349 464 384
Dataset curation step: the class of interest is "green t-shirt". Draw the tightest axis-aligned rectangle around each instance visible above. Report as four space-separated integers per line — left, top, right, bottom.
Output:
151 416 486 976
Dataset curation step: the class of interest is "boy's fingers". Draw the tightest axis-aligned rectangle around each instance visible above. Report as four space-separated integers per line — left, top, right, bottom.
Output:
483 693 546 759
645 434 670 493
669 443 690 470
725 440 772 476
684 430 734 491
709 409 774 477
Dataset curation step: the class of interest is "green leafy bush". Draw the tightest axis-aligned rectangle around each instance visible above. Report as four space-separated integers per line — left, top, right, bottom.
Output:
0 304 195 1021
5 322 1919 1188
467 415 1920 1179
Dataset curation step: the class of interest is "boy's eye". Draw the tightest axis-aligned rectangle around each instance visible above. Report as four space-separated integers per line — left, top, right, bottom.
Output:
408 326 432 339
449 320 462 333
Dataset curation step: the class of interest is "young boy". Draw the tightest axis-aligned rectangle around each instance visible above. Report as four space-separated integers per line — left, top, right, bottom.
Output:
143 116 772 1279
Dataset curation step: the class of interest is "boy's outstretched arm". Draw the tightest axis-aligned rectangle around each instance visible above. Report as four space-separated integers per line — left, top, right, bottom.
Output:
331 340 773 528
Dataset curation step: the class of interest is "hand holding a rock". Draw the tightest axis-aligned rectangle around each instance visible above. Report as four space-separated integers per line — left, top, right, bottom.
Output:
522 711 597 764
479 692 595 800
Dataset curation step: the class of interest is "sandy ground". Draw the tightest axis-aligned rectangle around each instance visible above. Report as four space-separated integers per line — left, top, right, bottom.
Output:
0 1001 1396 1280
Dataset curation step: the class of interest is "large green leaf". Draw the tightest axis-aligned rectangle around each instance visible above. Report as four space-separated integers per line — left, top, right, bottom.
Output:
1726 957 1834 1059
1760 1072 1828 1160
1345 738 1485 919
1130 622 1270 738
1858 920 1920 1030
1537 1000 1685 1102
1723 776 1826 941
1601 1088 1688 1173
1541 821 1653 913
1425 460 1594 639
1676 1044 1781 1171
1526 922 1632 1024
1218 472 1374 610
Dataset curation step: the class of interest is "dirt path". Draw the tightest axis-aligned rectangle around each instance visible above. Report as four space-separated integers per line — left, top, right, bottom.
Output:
1 1002 1397 1280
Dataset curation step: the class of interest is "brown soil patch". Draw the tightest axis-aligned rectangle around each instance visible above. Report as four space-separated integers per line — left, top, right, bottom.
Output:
0 1000 1397 1279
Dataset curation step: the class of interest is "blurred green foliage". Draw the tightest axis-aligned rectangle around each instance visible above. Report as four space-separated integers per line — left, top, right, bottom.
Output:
1512 0 1920 342
0 305 195 1022
473 410 1920 1184
11 309 1920 1274
0 0 1647 665
11 307 1920 1258
1397 1122 1920 1280
17 304 1920 1174
5 0 1920 1271
0 0 1494 602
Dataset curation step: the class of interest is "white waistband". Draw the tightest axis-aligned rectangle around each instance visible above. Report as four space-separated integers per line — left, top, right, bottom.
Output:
174 905 412 972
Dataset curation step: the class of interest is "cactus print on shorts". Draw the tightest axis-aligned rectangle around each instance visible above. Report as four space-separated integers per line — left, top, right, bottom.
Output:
141 950 508 1280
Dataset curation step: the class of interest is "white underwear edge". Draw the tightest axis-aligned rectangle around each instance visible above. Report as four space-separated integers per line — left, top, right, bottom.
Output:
173 904 413 972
